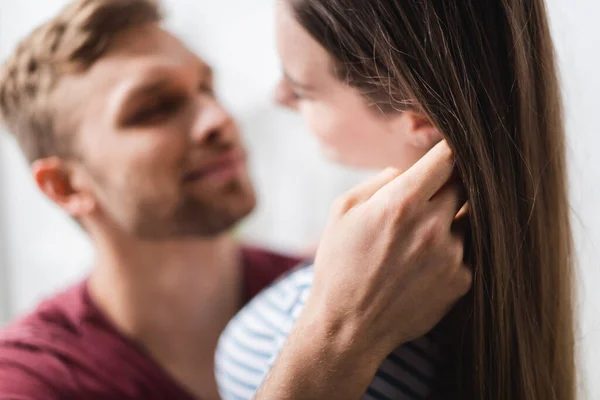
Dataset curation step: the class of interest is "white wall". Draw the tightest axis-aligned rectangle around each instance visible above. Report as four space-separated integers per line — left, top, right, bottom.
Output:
548 2 600 398
0 0 598 398
0 123 8 323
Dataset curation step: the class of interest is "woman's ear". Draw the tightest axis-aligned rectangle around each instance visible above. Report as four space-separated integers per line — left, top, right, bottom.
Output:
31 157 96 218
389 111 442 150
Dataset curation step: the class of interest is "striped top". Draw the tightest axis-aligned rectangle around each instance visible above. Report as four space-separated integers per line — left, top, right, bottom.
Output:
216 264 449 400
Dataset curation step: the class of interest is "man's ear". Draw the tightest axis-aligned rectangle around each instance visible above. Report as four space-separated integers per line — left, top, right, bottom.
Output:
388 111 442 149
31 157 96 218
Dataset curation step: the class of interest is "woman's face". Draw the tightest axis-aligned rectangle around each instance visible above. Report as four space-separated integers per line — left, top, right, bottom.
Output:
274 1 440 171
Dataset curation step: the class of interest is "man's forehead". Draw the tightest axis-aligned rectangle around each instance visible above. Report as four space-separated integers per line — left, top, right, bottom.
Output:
62 24 208 83
107 24 197 59
92 25 209 80
88 57 211 92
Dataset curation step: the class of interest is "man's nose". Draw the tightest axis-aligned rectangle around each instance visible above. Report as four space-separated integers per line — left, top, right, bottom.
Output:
190 96 232 144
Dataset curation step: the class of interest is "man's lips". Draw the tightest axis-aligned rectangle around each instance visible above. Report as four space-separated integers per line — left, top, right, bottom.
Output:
183 150 247 183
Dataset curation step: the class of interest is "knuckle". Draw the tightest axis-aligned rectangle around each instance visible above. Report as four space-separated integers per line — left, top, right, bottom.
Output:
388 195 418 226
332 195 355 216
439 141 455 164
422 216 443 246
378 192 405 222
431 214 445 233
398 191 418 213
388 201 407 223
372 201 392 225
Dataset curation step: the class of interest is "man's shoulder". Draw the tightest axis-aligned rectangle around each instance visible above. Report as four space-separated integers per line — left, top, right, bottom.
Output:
0 282 88 399
0 281 88 345
0 282 196 400
0 363 62 400
0 339 69 399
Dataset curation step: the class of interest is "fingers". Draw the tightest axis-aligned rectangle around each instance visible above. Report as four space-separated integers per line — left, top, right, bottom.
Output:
455 201 469 221
429 180 467 225
379 140 455 204
339 168 402 210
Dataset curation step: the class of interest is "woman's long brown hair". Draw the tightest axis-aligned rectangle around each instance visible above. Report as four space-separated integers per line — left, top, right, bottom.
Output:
289 0 575 399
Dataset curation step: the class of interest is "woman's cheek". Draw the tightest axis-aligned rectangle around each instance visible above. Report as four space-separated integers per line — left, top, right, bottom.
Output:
301 103 341 145
299 102 376 167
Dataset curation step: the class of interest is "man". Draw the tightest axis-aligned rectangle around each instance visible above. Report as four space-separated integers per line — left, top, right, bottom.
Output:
0 1 471 399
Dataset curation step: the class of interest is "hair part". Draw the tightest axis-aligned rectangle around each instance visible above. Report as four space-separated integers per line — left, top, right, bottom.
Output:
290 1 575 399
0 0 163 163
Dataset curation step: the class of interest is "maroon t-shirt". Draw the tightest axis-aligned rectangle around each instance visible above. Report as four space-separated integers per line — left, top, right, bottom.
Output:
0 247 301 400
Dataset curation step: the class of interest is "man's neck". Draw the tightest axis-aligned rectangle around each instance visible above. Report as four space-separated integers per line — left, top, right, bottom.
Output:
88 230 242 400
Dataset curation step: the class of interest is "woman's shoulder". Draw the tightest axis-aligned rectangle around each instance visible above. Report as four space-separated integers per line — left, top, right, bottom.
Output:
240 246 307 303
217 262 454 400
216 263 316 399
272 261 315 289
240 262 314 327
221 262 315 343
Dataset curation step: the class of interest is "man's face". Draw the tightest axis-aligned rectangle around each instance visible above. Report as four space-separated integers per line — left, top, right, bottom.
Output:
54 23 256 238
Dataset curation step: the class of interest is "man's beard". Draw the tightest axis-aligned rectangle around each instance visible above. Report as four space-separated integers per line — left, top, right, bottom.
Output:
130 178 256 239
83 138 256 240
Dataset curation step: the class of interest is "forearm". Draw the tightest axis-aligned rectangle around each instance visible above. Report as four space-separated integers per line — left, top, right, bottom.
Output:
255 306 383 400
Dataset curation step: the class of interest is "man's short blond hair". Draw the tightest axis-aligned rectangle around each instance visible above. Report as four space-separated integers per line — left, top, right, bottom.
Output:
0 0 162 163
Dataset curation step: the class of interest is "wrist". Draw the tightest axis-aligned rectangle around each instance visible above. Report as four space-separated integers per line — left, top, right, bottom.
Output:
297 300 387 377
256 301 388 400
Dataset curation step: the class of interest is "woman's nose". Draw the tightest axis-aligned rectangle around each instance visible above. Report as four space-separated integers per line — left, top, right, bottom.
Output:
273 79 296 110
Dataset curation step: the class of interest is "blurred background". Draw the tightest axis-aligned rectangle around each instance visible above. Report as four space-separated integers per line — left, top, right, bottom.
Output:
0 0 598 398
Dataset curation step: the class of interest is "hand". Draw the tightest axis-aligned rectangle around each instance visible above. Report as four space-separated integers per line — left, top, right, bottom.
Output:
255 141 471 400
306 140 472 362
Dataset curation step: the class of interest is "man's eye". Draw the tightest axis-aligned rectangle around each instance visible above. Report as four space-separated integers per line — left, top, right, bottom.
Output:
198 83 214 96
129 97 183 125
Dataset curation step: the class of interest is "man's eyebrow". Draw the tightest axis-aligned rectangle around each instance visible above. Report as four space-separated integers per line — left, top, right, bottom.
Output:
114 63 213 112
120 78 173 105
110 76 176 124
283 70 314 90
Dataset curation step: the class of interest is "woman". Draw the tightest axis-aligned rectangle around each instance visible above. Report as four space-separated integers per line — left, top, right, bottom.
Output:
216 0 575 399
